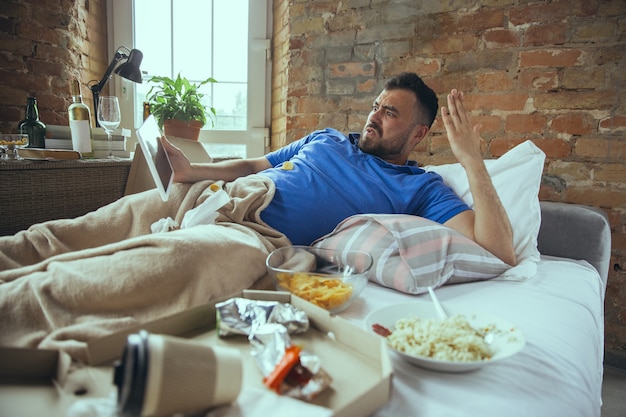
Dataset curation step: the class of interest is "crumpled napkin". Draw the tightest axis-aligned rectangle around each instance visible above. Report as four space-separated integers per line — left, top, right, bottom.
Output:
150 185 230 233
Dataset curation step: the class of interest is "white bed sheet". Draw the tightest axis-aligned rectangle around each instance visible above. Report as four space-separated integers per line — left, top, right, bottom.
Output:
339 256 605 417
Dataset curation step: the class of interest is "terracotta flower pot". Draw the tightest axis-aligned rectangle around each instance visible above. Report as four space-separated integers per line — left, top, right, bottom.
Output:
163 119 203 141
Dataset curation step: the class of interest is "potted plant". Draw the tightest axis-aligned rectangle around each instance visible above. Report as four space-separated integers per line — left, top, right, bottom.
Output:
146 73 217 140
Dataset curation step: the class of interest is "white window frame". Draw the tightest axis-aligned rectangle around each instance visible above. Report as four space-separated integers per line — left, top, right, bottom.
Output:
107 0 272 158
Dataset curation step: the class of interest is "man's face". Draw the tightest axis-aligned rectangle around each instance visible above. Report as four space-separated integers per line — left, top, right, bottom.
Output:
359 88 427 164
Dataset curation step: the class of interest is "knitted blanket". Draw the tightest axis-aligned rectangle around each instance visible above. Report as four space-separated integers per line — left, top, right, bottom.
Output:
0 175 290 362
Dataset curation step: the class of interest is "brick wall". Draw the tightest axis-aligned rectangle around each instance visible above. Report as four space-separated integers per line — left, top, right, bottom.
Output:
270 0 626 361
0 0 108 132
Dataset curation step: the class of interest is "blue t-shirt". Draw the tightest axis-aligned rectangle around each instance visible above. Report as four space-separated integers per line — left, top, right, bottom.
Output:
259 128 470 245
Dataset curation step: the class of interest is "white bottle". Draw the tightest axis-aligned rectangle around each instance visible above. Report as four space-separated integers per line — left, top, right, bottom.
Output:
68 79 94 158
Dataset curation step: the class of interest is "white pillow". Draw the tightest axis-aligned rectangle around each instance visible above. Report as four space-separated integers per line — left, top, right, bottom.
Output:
425 140 545 280
313 214 511 294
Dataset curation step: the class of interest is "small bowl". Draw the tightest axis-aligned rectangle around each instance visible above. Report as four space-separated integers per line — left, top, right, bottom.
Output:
0 134 29 160
266 245 373 314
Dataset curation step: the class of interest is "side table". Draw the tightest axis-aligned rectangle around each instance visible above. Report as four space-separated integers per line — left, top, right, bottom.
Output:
0 158 132 236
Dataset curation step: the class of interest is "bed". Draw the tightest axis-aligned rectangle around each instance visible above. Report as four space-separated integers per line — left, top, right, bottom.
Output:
338 200 610 417
0 141 611 417
325 141 610 417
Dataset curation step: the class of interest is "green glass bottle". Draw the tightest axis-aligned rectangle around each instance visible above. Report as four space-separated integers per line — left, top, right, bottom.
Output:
18 96 47 148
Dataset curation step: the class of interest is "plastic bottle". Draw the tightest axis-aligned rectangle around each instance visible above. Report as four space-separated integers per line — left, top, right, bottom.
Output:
18 96 46 148
68 80 94 158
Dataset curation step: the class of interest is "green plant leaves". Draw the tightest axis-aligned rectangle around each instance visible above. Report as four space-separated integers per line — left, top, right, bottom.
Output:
146 73 217 128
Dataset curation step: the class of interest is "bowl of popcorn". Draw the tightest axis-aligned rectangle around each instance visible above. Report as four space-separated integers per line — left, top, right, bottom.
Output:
0 134 29 160
266 245 373 314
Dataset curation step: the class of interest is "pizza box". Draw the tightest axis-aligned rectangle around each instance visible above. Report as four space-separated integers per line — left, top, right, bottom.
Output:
0 290 392 417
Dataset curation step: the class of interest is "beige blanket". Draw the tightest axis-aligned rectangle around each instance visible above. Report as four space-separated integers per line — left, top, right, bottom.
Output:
0 175 290 362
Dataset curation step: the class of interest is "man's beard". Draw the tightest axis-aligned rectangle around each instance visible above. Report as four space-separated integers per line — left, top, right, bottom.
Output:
359 122 403 159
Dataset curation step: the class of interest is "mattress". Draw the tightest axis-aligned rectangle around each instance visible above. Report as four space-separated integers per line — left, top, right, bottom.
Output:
340 256 605 417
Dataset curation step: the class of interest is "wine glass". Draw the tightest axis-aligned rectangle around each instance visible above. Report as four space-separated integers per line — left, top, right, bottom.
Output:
97 95 121 159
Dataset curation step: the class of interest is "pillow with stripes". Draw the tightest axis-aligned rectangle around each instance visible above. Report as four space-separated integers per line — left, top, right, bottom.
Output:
312 214 511 295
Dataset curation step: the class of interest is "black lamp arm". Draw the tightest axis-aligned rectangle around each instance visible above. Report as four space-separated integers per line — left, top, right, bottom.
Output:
90 47 130 127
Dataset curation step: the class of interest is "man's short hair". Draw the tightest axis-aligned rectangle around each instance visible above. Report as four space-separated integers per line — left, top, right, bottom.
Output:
384 72 439 128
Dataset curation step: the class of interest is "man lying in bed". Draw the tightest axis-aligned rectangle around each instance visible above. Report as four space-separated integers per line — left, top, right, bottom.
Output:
163 73 516 264
0 72 515 360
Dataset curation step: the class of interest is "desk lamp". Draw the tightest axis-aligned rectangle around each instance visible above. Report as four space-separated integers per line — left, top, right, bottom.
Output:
89 46 143 126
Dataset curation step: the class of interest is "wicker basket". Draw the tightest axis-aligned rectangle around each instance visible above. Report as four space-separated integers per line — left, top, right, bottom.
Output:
0 159 132 236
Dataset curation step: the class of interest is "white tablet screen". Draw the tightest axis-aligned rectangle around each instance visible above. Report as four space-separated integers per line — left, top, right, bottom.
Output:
136 115 174 201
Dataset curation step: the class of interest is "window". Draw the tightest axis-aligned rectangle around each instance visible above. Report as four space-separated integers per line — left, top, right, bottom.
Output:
108 0 271 158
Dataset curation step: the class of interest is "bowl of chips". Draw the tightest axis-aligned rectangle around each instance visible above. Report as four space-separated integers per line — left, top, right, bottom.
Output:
266 245 373 314
0 134 29 160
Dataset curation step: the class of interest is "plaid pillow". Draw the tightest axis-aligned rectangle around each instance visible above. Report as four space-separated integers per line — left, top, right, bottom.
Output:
312 214 511 295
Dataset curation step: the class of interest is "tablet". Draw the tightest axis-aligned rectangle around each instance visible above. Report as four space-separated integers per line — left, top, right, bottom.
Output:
136 115 174 201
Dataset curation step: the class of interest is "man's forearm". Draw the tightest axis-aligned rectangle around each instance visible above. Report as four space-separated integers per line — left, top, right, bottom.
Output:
465 160 516 265
440 89 516 265
184 157 272 183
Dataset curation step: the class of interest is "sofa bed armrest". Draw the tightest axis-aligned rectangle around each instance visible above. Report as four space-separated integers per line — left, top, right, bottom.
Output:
537 201 611 286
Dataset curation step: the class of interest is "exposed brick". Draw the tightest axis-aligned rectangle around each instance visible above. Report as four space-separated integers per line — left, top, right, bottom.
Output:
381 40 412 61
547 161 591 182
505 113 547 133
472 115 502 134
286 114 321 133
509 1 597 26
430 34 477 54
599 0 626 17
0 1 28 20
339 96 373 113
0 16 18 35
425 73 475 96
328 62 376 78
562 67 605 90
600 116 626 133
383 57 441 78
550 114 596 135
572 20 616 43
439 9 506 34
308 30 356 49
325 11 363 33
489 137 528 156
465 93 529 112
565 186 626 209
297 96 339 114
0 53 24 72
594 164 626 183
534 91 616 111
519 68 559 91
575 137 626 159
356 23 416 44
0 0 106 134
289 66 324 84
347 114 365 132
519 49 583 67
532 138 572 159
524 23 567 46
325 79 356 95
356 78 377 93
477 71 516 92
445 50 517 73
290 16 325 36
26 59 65 77
429 134 454 154
483 28 520 48
540 178 570 199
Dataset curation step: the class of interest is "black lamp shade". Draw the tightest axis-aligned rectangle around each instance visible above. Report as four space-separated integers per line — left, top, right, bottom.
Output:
114 49 144 83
